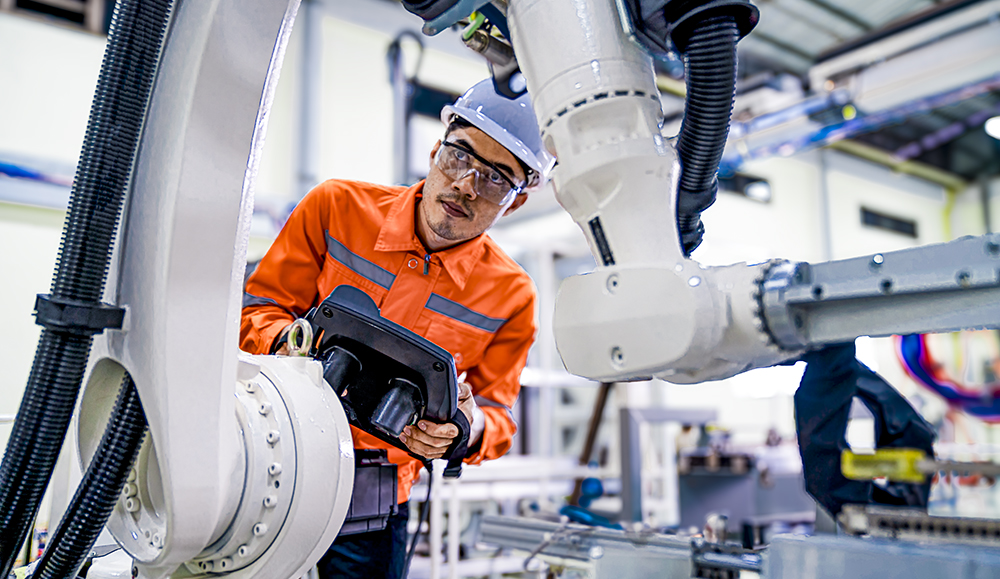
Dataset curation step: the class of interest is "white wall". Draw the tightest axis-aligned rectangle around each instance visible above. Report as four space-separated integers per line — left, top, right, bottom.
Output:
699 152 825 265
0 13 104 449
0 204 64 448
0 13 105 165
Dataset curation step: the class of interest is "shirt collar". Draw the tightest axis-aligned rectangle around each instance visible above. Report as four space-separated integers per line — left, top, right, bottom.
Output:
374 180 486 290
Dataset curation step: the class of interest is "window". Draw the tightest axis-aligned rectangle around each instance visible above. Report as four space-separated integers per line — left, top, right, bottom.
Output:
719 173 771 203
1 0 112 34
861 207 918 238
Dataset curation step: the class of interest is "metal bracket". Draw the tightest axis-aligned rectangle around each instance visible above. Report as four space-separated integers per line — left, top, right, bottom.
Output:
34 294 125 335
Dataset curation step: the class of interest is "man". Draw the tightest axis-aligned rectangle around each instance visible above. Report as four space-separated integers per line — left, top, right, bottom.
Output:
240 79 554 578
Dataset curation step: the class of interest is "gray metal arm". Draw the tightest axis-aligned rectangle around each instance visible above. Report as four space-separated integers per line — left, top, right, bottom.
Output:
761 233 1000 350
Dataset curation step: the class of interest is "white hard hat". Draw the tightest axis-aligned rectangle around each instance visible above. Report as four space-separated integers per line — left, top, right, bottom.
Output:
442 79 555 187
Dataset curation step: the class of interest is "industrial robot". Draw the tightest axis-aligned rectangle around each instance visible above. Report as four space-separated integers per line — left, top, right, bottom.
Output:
0 0 997 577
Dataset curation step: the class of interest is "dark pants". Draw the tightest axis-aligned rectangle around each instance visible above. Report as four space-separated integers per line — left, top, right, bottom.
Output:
317 503 410 579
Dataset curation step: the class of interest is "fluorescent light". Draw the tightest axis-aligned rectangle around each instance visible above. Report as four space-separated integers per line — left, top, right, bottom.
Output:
986 116 1000 140
744 180 772 202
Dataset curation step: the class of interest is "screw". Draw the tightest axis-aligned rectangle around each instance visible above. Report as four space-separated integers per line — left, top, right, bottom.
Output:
219 558 233 570
880 279 893 293
253 523 268 537
125 498 140 513
606 274 619 293
259 402 271 416
433 361 445 372
263 495 278 508
266 430 280 445
872 254 884 266
611 347 625 367
199 561 212 572
811 285 823 299
688 276 702 287
957 271 971 287
268 463 282 476
237 545 250 558
322 306 334 318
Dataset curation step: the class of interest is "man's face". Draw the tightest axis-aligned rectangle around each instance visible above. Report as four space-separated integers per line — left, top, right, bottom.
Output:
418 126 528 251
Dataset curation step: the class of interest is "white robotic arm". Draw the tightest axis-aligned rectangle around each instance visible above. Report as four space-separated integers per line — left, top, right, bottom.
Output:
497 0 1000 384
501 0 791 383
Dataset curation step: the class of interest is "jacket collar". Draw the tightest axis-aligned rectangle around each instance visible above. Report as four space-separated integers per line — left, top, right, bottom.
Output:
374 180 486 290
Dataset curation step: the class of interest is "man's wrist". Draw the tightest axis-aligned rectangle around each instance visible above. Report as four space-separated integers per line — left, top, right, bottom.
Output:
470 404 486 445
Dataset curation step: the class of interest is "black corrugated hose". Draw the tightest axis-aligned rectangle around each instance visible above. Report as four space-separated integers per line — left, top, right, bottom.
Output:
0 0 172 576
33 375 147 579
675 14 739 256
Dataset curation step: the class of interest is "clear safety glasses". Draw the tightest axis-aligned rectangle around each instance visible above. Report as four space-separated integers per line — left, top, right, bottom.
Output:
433 141 525 206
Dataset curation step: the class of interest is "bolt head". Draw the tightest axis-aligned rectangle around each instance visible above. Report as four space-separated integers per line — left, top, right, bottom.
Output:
606 274 620 293
611 347 625 368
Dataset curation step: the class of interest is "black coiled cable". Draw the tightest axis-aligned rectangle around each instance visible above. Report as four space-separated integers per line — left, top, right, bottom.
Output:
0 0 172 575
675 14 739 256
33 375 147 579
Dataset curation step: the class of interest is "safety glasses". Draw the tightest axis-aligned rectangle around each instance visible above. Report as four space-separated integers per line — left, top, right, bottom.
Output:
433 141 525 206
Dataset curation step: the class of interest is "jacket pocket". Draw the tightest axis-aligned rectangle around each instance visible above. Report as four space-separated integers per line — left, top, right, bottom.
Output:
318 257 389 308
423 314 493 373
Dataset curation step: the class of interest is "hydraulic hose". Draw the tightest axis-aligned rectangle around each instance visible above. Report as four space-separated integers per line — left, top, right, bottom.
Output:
0 0 172 575
675 13 739 256
32 375 147 579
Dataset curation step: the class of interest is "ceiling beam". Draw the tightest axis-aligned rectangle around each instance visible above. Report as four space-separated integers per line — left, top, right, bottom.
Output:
798 0 872 32
746 30 816 63
757 0 852 42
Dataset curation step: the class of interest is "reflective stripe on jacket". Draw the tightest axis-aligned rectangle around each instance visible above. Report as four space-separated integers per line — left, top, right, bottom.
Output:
241 179 537 502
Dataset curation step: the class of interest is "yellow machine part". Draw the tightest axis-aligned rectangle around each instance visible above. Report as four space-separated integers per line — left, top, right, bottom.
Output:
841 448 927 484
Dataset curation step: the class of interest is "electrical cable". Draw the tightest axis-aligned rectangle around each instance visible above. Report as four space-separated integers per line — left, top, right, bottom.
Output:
675 13 739 256
0 0 172 575
896 334 1000 422
32 375 147 579
402 460 434 578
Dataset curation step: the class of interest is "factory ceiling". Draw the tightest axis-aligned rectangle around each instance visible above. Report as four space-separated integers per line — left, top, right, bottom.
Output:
734 0 1000 180
7 0 998 181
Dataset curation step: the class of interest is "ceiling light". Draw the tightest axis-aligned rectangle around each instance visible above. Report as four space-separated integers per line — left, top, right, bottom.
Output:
986 116 1000 140
744 180 772 203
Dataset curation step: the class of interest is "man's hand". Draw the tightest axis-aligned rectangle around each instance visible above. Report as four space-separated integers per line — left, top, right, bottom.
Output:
273 326 291 356
399 382 484 460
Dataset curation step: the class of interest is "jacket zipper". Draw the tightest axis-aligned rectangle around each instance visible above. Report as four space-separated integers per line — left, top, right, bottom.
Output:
423 253 431 275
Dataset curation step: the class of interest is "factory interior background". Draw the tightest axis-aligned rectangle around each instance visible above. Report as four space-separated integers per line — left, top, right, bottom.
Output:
1 0 1000 577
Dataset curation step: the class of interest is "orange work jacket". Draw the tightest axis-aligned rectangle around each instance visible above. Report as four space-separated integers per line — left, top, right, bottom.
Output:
241 179 537 502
